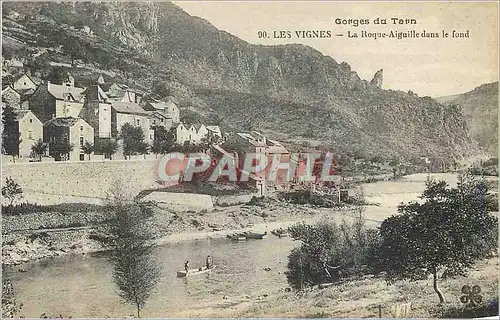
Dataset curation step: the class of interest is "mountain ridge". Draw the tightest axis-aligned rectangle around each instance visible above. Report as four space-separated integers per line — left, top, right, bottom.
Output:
2 1 476 163
436 82 498 155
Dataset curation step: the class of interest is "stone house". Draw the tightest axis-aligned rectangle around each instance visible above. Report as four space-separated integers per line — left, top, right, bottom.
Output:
97 75 105 85
12 110 44 160
188 125 198 143
29 82 85 122
43 117 94 161
1 86 21 109
206 125 222 139
171 122 222 145
104 83 143 104
216 132 291 193
61 72 75 87
174 122 191 145
80 85 112 138
149 111 173 131
12 74 38 92
196 124 209 143
111 102 154 144
143 98 180 123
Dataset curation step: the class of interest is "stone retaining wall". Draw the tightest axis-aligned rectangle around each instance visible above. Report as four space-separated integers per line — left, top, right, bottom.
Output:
2 159 162 204
213 194 254 206
2 211 106 234
142 192 214 212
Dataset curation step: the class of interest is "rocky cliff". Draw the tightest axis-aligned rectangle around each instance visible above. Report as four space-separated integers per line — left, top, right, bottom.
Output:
2 2 475 161
436 82 498 156
370 69 383 88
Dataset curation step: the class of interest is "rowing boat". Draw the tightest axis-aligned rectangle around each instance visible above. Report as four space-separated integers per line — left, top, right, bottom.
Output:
176 265 217 277
242 231 268 239
227 234 246 241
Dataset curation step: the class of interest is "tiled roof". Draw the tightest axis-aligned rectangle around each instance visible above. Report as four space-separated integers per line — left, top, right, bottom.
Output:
47 83 85 101
206 125 221 133
148 100 178 111
149 111 172 119
14 74 41 85
83 85 109 102
13 109 30 121
44 117 80 127
111 102 148 115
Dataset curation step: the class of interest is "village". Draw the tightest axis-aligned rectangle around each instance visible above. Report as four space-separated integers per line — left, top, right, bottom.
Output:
2 66 356 198
1 69 228 162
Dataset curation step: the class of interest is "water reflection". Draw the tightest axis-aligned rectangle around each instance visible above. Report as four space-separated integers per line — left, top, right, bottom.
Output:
7 237 297 317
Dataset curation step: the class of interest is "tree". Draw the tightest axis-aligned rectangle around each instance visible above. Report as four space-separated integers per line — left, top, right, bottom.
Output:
51 141 73 161
200 130 220 151
81 141 94 160
120 123 147 159
62 35 86 65
389 157 400 179
152 80 174 98
137 141 149 159
286 208 379 290
150 140 163 159
45 66 66 84
378 174 498 303
2 269 22 318
97 184 162 318
97 139 118 160
1 177 23 206
30 139 47 162
152 126 176 157
1 104 21 158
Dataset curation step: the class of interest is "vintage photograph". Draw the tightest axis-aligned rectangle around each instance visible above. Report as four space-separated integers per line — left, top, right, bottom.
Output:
1 1 498 318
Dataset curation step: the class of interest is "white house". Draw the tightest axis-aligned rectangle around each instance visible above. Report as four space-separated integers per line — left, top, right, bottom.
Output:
111 102 154 144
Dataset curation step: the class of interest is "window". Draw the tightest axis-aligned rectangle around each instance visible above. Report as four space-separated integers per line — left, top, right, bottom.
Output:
29 119 33 123
80 125 84 131
136 119 140 126
160 118 164 122
80 137 84 147
24 82 26 85
28 130 33 140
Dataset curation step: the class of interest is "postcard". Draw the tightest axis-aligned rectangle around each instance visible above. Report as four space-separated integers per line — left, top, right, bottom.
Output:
1 1 498 318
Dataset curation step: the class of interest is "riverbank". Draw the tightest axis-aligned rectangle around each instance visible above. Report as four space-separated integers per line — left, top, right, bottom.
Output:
6 172 485 266
2 201 368 266
166 257 499 318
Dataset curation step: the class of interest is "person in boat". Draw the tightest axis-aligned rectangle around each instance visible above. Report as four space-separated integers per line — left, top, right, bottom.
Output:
184 261 189 274
206 255 213 269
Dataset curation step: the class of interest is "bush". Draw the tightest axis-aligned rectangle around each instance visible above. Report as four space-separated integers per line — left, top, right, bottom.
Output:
286 213 380 290
277 190 345 208
1 202 106 216
436 297 498 318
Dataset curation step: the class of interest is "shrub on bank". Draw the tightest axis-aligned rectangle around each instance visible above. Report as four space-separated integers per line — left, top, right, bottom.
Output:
285 215 380 290
434 296 498 318
277 190 346 208
1 202 105 216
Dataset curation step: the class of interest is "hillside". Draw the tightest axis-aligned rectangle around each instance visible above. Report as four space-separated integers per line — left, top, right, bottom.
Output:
2 2 475 162
436 82 498 156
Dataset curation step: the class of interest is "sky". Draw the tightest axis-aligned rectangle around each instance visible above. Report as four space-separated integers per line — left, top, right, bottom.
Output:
174 1 498 97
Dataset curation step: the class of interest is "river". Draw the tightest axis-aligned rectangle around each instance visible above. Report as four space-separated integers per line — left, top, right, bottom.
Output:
6 173 490 317
6 236 298 318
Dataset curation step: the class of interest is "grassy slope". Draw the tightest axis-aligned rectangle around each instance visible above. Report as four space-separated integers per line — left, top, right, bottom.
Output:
169 257 498 318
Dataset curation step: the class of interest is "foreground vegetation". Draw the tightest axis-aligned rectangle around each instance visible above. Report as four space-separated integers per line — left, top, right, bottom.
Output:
227 257 498 318
283 173 498 317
